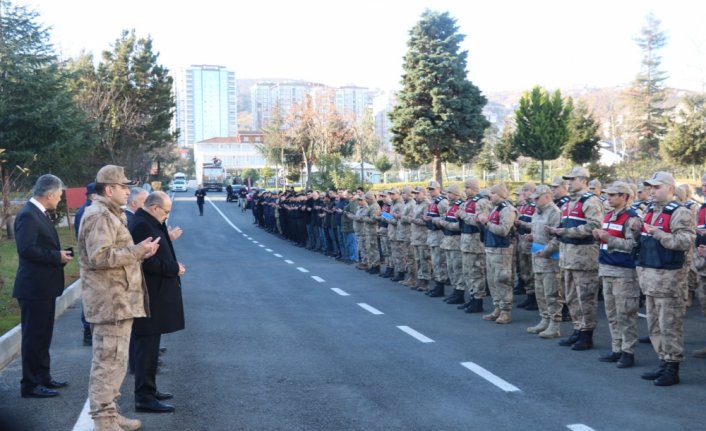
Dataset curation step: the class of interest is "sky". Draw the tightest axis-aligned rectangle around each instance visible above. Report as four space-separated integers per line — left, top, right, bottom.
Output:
23 0 706 94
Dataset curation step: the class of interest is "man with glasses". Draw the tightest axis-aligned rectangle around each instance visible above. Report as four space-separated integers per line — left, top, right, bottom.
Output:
79 165 160 431
129 191 185 412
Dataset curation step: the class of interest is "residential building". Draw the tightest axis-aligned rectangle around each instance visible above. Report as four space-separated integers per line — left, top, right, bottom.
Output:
193 133 266 182
336 85 372 121
373 90 395 151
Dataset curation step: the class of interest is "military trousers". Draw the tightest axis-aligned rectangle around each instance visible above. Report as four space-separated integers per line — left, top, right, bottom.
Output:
444 249 463 291
486 248 514 311
518 252 534 294
401 242 416 279
430 245 447 282
646 295 685 362
462 251 486 299
392 240 408 274
563 269 599 331
534 271 562 322
602 275 640 354
89 319 132 419
378 232 390 269
365 232 380 267
356 232 367 263
389 239 401 272
414 245 432 281
698 275 706 316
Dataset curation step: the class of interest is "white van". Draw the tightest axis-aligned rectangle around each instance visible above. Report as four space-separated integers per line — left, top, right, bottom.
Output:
172 179 188 192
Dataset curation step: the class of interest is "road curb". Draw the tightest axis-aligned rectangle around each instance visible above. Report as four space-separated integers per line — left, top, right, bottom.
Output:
0 279 81 371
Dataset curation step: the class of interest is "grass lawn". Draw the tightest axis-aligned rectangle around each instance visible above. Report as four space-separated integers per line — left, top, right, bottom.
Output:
0 226 80 335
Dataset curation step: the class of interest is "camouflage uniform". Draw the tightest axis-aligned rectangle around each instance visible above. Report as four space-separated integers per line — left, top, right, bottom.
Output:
426 195 449 283
362 197 381 269
457 194 492 300
516 200 536 296
389 196 407 277
378 199 392 273
399 195 417 284
386 196 400 274
411 195 431 288
694 202 706 318
530 199 562 324
484 198 518 314
78 195 150 421
439 197 465 295
354 203 368 267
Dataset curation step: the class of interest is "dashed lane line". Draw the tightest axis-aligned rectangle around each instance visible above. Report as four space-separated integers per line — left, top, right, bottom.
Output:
297 267 309 273
397 326 434 343
312 276 325 283
274 254 283 258
258 244 265 248
357 303 384 315
460 362 521 393
331 288 350 296
266 249 273 252
285 260 294 264
567 425 596 431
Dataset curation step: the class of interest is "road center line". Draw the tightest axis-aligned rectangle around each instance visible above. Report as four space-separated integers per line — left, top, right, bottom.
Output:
266 249 273 252
297 267 309 273
357 303 384 315
253 240 259 244
567 425 596 431
274 254 283 258
71 398 92 431
207 198 242 233
397 326 434 343
312 276 325 282
285 260 294 264
460 362 521 393
331 288 349 296
258 244 265 248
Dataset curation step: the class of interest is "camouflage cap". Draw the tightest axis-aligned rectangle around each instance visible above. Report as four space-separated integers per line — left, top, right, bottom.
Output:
588 179 602 189
644 171 676 188
562 166 590 180
427 180 441 190
445 184 461 196
400 185 413 194
530 184 552 199
604 181 633 197
489 183 509 199
388 188 400 194
364 191 376 200
96 165 137 185
550 176 566 187
512 188 521 195
411 186 425 194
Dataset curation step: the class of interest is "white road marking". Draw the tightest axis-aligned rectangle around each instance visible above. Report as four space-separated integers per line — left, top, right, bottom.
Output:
258 244 265 248
460 362 521 393
297 267 309 273
285 260 294 264
397 326 434 343
274 254 283 258
638 313 647 319
71 398 92 430
567 425 596 431
266 249 273 252
207 198 242 232
331 288 349 296
312 276 325 282
253 240 259 244
357 303 384 315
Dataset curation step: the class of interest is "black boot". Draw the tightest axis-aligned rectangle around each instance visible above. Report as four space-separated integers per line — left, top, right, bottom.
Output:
379 267 394 278
654 362 680 386
366 265 380 274
83 327 92 346
641 361 667 380
444 289 465 304
457 301 473 310
513 279 526 295
617 352 635 368
464 297 484 313
558 330 580 346
391 271 405 282
571 330 594 351
598 351 622 362
524 293 538 311
427 281 445 297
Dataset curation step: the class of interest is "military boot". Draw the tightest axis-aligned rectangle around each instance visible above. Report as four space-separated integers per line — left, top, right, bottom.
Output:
391 271 405 282
416 279 430 292
654 362 680 386
693 347 706 358
465 298 484 313
495 310 512 324
379 267 394 278
513 279 526 295
616 352 635 368
538 321 561 339
641 361 667 380
483 308 501 321
366 265 380 275
524 294 538 311
457 300 473 310
427 281 445 297
527 318 550 334
444 289 465 304
115 414 142 431
571 330 594 351
598 351 622 362
83 327 92 346
558 329 580 346
93 418 123 431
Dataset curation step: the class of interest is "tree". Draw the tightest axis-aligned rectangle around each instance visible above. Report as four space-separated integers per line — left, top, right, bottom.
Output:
495 120 519 165
513 86 573 184
564 100 601 164
374 154 394 183
350 109 379 185
662 94 706 167
623 12 669 159
389 10 489 188
260 166 273 187
476 141 498 181
242 168 260 186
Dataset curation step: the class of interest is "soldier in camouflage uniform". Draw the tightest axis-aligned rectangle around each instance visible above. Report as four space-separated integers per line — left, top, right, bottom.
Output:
631 184 651 217
410 187 431 291
79 165 160 431
456 179 492 313
398 186 417 286
592 182 641 368
353 191 368 270
377 191 394 278
550 176 573 323
515 183 538 310
385 189 404 281
435 184 466 304
675 184 699 309
479 183 517 324
636 172 695 386
692 174 706 358
360 192 381 274
547 167 604 351
423 181 449 297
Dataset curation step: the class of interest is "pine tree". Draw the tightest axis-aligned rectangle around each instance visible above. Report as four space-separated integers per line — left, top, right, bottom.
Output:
564 100 601 164
389 10 488 188
662 94 706 166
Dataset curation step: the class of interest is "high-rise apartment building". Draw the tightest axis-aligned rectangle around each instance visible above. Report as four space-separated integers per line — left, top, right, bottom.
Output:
335 86 372 121
174 65 237 147
250 81 326 130
373 90 395 151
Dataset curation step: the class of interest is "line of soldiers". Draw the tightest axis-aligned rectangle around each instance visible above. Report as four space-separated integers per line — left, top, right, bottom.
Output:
251 168 706 387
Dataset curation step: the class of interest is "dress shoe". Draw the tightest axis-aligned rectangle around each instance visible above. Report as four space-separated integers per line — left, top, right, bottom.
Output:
44 379 69 389
135 399 175 413
155 390 173 400
21 385 59 398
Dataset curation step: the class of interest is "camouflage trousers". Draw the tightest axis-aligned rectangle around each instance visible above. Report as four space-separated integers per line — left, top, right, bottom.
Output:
444 249 463 291
414 245 432 281
486 250 514 311
89 319 132 419
356 232 367 263
365 233 380 267
379 232 391 269
518 252 534 294
602 275 640 354
430 246 447 282
392 240 407 274
401 242 416 279
389 240 401 272
698 275 706 316
563 269 599 331
534 271 562 322
462 252 486 299
646 295 685 362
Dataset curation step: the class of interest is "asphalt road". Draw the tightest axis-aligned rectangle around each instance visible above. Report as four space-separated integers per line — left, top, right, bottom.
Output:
2 190 706 431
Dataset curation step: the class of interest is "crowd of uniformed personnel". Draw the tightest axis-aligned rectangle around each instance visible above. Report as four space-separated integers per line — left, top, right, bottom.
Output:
248 167 706 387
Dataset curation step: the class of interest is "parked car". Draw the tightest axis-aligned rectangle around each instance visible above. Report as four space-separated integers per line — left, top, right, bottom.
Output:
172 179 188 192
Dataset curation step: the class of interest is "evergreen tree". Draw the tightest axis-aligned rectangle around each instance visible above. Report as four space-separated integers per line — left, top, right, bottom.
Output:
374 154 393 183
495 120 519 165
513 86 573 184
564 100 601 164
662 94 706 166
389 10 488 187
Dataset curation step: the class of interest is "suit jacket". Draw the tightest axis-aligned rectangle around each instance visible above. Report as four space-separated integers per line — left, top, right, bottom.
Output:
129 208 185 335
13 202 64 300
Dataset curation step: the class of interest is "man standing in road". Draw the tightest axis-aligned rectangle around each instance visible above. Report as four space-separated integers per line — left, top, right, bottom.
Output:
195 185 206 216
14 174 72 398
79 165 160 431
129 191 185 412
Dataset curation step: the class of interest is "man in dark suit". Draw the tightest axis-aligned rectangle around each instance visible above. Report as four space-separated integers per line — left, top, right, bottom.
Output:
128 191 185 412
13 174 73 398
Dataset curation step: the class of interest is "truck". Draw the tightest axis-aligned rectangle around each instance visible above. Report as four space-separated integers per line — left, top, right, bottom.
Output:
202 163 225 192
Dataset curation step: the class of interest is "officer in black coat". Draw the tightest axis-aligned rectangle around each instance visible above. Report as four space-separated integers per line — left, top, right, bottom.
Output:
13 174 72 398
128 191 185 412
